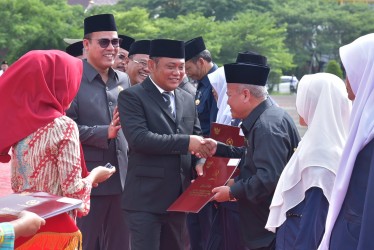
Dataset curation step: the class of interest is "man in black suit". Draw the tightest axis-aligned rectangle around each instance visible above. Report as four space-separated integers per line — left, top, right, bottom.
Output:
118 39 212 250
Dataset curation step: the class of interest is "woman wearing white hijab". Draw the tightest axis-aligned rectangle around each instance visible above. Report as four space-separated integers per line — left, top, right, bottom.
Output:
318 34 374 250
208 66 234 125
265 73 351 249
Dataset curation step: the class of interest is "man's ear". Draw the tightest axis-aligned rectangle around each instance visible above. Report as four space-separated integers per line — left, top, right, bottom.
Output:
148 59 156 72
83 39 90 51
198 57 205 66
242 88 251 102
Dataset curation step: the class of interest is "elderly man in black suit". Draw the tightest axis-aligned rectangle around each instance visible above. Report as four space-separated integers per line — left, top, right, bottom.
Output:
118 39 212 250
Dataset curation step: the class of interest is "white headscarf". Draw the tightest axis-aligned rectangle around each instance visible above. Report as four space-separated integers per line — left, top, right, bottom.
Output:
318 33 374 249
208 67 233 125
266 73 351 233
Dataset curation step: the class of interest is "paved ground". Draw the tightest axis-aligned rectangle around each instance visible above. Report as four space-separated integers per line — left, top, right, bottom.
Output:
0 94 305 197
0 162 12 196
270 94 307 137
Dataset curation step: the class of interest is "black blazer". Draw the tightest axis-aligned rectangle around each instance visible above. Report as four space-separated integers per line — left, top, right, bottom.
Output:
118 77 202 214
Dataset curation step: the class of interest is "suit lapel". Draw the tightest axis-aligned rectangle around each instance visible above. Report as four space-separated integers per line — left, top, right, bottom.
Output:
142 78 176 121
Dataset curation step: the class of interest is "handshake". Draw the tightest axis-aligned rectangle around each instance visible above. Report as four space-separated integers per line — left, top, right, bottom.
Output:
188 135 218 158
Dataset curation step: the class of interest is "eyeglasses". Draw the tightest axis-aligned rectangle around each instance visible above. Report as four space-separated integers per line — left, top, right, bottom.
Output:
132 59 148 68
89 38 123 48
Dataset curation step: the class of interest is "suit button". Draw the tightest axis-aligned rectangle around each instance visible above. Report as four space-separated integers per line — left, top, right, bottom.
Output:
109 101 113 106
176 129 180 133
180 168 183 173
106 87 109 91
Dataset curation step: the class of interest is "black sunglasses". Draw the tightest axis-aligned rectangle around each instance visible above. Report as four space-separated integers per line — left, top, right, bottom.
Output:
89 38 123 48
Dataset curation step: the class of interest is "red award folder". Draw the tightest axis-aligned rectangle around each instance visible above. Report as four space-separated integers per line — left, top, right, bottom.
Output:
0 192 82 222
210 122 244 147
167 157 241 213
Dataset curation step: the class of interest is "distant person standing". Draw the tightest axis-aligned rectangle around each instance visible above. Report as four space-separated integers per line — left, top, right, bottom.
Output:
125 39 151 86
66 14 130 250
113 34 135 72
185 36 218 136
0 60 9 76
184 36 219 250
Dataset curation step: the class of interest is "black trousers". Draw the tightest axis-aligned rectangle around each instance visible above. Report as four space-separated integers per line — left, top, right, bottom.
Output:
125 210 188 250
77 194 130 250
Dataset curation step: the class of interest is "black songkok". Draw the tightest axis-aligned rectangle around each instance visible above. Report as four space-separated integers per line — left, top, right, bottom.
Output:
149 39 185 59
128 40 151 57
184 36 206 61
84 14 117 35
224 63 270 86
119 35 135 51
65 41 83 57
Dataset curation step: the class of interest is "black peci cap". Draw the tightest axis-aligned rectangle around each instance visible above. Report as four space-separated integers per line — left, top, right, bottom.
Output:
149 39 185 59
236 51 267 66
128 40 151 57
118 35 135 51
184 36 206 61
224 63 270 86
84 14 117 35
65 41 84 57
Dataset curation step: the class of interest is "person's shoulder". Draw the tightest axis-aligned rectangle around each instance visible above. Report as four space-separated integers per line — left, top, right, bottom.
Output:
179 81 196 97
54 115 76 126
36 116 78 140
261 105 290 124
114 70 130 87
120 80 144 98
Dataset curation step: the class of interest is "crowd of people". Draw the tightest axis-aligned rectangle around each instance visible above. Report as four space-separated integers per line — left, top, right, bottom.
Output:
0 12 373 250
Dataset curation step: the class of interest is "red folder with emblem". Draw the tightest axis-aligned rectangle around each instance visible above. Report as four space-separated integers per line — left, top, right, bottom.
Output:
210 122 244 178
210 122 244 147
167 157 241 213
0 192 82 222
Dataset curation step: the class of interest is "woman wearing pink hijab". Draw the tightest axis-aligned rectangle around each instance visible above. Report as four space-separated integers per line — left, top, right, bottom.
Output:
318 33 374 250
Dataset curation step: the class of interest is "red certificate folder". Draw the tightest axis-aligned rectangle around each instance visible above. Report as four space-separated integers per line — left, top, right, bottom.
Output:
167 157 241 213
210 122 244 147
0 192 82 222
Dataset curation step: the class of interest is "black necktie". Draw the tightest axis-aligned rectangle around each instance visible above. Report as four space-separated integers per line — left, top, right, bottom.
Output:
162 92 176 118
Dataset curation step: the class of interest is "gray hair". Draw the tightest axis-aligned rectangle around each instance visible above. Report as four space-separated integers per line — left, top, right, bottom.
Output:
239 84 268 100
190 50 212 63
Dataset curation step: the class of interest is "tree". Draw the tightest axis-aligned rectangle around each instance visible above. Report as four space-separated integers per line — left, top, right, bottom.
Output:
0 0 84 62
325 60 343 79
272 0 374 78
215 11 294 84
118 0 275 20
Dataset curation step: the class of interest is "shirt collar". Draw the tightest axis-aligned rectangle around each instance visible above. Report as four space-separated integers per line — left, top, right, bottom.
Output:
199 63 218 87
83 59 119 83
241 98 273 135
149 76 175 95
